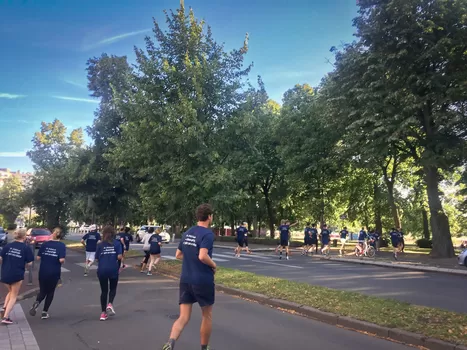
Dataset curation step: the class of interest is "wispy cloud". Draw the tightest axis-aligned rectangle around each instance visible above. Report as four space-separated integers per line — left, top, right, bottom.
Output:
0 119 30 124
52 96 99 104
63 79 87 89
0 93 25 99
0 151 27 157
83 28 151 51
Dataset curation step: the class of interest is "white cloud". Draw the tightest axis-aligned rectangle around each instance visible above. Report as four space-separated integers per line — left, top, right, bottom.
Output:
0 151 27 157
52 96 99 104
63 79 87 89
0 93 25 99
83 28 151 51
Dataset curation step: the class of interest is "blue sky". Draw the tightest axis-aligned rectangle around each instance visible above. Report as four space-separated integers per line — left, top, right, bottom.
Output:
0 0 358 172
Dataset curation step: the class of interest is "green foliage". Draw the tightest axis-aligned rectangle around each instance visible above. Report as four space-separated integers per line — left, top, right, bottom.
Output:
0 176 23 226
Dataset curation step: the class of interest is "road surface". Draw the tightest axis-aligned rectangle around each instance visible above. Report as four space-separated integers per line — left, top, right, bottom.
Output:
66 233 467 313
9 248 414 350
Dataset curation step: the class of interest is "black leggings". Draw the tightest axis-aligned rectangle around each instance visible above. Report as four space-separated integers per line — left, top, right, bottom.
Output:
98 276 118 312
143 250 150 264
36 277 59 312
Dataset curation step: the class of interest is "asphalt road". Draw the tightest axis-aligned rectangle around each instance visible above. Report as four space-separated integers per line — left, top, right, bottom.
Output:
19 249 413 350
66 234 467 313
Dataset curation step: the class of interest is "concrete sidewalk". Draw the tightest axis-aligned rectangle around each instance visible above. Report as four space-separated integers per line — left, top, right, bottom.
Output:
214 243 467 276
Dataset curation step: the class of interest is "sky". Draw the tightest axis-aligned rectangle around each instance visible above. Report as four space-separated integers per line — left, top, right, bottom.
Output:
0 0 358 172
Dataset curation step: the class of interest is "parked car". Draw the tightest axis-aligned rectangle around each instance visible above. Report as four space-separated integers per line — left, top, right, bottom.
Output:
26 228 52 248
136 225 171 243
458 248 467 268
0 227 7 247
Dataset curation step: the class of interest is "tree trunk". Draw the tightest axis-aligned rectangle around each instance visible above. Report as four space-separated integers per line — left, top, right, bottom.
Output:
385 181 401 228
424 165 454 258
264 192 275 238
422 209 430 240
230 215 235 238
373 182 383 233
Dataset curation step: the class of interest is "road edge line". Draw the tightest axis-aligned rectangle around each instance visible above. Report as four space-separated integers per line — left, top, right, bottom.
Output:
155 266 463 350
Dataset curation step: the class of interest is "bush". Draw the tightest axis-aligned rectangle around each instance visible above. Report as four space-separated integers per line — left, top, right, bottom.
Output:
416 238 433 248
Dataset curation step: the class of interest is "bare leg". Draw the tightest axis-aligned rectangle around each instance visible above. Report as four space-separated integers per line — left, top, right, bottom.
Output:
4 282 22 319
200 305 213 347
169 304 193 341
148 255 156 272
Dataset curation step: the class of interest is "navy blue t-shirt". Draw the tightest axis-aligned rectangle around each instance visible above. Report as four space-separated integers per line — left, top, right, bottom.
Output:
123 233 133 250
304 227 312 239
95 240 122 279
236 227 248 241
340 230 348 239
38 241 66 280
321 229 330 242
358 230 367 241
390 231 400 244
0 241 34 284
115 232 125 248
178 226 214 285
279 225 290 240
149 234 162 253
310 228 318 239
82 232 101 252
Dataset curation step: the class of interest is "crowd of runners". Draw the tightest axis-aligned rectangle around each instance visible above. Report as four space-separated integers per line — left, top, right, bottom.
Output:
234 220 406 261
0 204 408 349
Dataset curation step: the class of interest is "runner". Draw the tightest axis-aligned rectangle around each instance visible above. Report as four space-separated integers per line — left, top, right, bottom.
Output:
310 223 318 254
147 228 162 276
278 220 298 260
95 225 123 321
140 227 153 273
122 227 133 268
0 228 34 324
115 227 126 271
234 222 251 257
29 227 66 319
356 227 367 255
302 223 312 255
390 228 402 260
339 226 348 256
320 224 331 255
162 203 216 350
81 224 101 277
368 229 377 253
397 227 405 252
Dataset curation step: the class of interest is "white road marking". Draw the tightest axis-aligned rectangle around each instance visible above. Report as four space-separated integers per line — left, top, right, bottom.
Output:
241 259 304 269
213 253 250 261
75 263 98 270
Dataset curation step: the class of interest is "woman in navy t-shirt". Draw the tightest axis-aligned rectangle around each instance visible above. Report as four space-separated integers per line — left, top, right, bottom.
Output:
0 228 34 324
29 227 66 319
95 225 122 321
147 228 162 276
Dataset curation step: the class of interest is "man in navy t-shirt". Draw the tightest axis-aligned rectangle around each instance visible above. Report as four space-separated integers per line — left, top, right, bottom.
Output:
339 227 349 256
356 227 367 255
320 224 331 255
390 228 402 260
234 222 251 257
310 223 319 254
162 204 216 350
81 225 101 276
121 227 133 269
302 223 313 256
278 219 298 260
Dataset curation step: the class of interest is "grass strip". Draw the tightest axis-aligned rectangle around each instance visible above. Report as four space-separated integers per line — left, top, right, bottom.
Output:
61 240 143 257
157 259 467 345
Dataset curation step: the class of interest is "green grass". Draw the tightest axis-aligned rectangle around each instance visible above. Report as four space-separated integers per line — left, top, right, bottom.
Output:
157 260 467 345
60 240 143 257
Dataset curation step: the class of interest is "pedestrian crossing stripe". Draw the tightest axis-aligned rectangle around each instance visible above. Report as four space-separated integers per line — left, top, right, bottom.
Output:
75 263 98 270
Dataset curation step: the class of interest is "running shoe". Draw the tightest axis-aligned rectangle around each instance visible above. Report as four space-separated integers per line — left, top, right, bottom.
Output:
57 279 63 287
106 303 116 316
1 317 13 325
147 271 153 276
286 256 290 260
162 343 173 350
99 312 108 321
41 312 49 320
29 301 39 316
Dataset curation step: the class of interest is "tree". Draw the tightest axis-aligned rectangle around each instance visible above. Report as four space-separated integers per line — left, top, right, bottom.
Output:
0 177 23 225
329 0 467 257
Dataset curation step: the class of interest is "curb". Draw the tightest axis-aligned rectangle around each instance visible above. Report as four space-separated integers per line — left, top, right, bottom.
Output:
213 245 467 276
156 266 466 350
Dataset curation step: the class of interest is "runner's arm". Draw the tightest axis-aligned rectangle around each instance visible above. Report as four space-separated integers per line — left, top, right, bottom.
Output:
199 248 216 270
175 249 183 260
